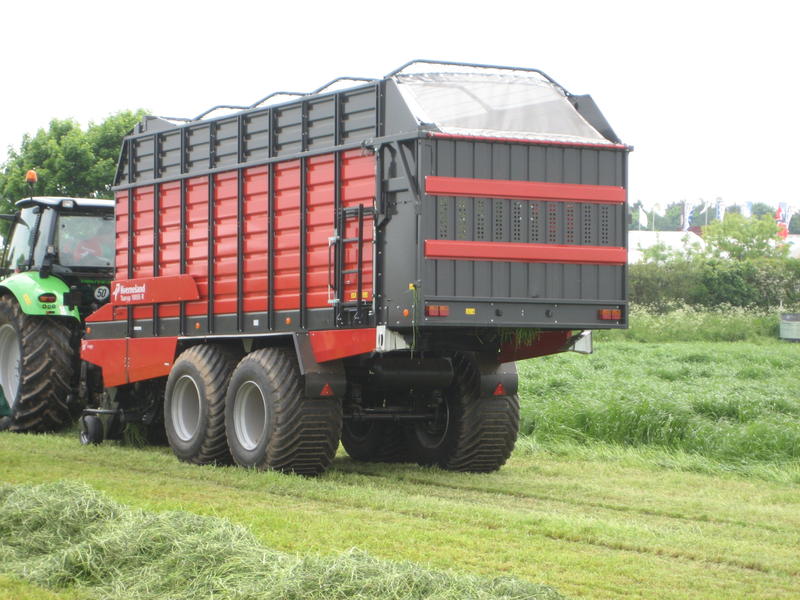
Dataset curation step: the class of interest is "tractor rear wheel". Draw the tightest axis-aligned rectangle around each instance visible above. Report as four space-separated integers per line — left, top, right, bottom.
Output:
225 347 341 476
0 295 74 433
406 352 519 472
164 344 238 465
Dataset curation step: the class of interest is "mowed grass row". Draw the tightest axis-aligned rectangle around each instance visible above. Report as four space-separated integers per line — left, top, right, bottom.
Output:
0 480 560 600
1 430 799 600
518 340 800 467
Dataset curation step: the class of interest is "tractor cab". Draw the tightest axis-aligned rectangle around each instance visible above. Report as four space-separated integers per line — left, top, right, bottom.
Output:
0 194 115 433
1 196 115 318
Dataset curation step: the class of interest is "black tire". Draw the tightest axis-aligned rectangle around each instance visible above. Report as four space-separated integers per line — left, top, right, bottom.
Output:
0 295 75 433
341 420 411 463
79 415 104 445
406 353 519 473
164 344 238 465
225 347 342 476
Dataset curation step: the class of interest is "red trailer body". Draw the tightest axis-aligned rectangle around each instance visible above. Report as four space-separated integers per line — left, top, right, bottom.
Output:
80 61 629 474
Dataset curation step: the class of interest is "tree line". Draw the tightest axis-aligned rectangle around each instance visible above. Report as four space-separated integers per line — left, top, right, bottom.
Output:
0 111 145 214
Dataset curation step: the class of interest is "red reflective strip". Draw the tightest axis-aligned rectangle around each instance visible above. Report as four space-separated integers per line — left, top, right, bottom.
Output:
425 240 626 265
309 328 376 363
428 131 629 151
425 176 625 204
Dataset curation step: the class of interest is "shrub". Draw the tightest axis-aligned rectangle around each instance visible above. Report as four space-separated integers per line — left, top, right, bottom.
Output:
629 257 800 310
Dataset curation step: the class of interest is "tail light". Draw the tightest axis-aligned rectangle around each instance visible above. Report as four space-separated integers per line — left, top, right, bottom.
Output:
598 308 622 321
425 304 450 317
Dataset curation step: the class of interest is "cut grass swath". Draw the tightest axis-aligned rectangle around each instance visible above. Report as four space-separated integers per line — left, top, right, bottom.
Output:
0 481 563 600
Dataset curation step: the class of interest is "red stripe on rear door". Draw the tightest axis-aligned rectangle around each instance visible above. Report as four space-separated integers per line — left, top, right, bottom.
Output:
425 240 626 265
425 176 625 204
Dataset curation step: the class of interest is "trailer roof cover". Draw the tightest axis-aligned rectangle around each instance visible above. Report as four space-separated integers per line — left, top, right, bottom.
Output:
394 70 612 145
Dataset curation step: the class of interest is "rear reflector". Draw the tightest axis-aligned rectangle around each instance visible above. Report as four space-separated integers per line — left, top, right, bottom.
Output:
493 383 506 396
598 309 622 320
320 383 334 397
38 293 57 303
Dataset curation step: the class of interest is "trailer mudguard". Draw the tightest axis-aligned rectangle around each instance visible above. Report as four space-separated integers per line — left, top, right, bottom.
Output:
0 271 80 320
293 333 349 398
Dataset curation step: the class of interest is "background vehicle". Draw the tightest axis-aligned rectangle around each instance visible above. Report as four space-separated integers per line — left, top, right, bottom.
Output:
81 60 629 473
0 188 114 432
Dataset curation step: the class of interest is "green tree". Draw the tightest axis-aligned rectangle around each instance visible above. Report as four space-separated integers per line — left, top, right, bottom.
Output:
751 202 774 218
0 110 145 212
790 213 800 235
701 213 788 260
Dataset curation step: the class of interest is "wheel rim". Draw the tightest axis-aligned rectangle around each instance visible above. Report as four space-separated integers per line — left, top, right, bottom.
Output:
0 324 21 409
171 375 202 442
233 380 268 451
415 402 450 450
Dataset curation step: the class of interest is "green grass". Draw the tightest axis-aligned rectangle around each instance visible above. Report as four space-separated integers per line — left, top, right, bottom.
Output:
518 340 800 466
1 430 799 599
0 481 559 600
2 335 800 599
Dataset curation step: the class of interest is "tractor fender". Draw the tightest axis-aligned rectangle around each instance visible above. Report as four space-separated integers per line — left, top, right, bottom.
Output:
0 271 81 320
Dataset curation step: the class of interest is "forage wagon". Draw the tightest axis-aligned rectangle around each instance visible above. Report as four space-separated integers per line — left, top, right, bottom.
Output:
79 60 630 474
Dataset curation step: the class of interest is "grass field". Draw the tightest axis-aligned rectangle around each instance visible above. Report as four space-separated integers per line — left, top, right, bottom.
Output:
519 340 800 469
1 331 799 599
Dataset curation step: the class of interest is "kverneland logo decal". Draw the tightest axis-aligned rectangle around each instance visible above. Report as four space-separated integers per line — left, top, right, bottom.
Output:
113 282 147 303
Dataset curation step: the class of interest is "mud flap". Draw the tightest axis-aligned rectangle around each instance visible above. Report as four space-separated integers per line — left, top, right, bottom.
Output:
476 357 518 397
293 333 348 399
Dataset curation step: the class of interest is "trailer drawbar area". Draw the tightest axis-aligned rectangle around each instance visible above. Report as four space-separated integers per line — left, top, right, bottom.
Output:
79 60 629 474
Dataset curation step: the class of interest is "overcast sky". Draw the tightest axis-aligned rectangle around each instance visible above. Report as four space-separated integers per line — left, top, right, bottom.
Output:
1 0 796 209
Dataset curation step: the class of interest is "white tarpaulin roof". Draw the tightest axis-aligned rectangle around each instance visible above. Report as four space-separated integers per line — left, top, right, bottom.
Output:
394 70 612 145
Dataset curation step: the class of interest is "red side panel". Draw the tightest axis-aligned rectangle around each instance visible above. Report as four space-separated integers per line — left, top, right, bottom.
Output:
213 172 239 314
114 191 130 323
158 181 182 318
81 338 128 387
185 176 209 317
81 337 178 387
341 150 375 302
274 160 301 310
115 191 129 274
309 328 376 363
131 186 155 320
85 303 114 323
243 166 269 313
306 155 335 309
112 150 373 327
126 337 179 383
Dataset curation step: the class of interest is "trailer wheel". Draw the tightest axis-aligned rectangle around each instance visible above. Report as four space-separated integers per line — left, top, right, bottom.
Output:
225 347 341 476
407 352 519 473
0 295 74 433
164 345 237 465
341 420 410 463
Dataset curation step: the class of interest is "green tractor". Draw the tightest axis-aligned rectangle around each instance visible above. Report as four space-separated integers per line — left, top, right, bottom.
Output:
0 182 114 432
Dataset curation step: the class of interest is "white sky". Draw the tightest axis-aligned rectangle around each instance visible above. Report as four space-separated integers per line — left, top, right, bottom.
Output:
1 0 796 209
